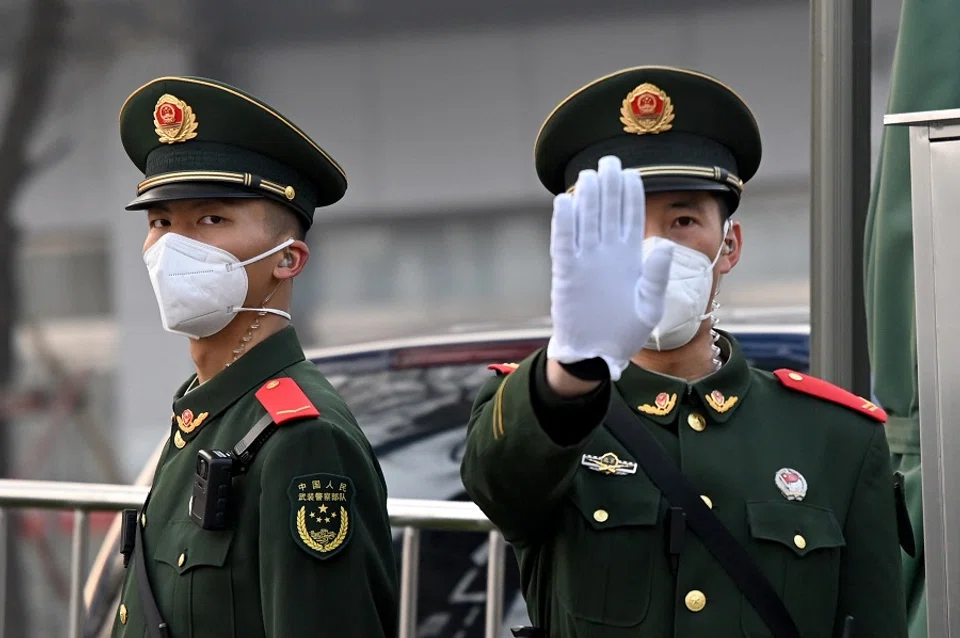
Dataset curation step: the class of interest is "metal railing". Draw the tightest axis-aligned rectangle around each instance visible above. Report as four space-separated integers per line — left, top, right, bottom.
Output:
0 479 507 638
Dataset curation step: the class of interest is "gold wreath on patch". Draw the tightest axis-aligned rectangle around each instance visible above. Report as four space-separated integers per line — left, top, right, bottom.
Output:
619 83 675 135
297 506 349 553
154 93 199 144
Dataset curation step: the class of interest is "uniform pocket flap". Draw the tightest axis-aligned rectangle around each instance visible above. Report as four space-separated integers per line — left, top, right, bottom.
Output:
746 500 845 557
569 480 661 530
154 520 235 575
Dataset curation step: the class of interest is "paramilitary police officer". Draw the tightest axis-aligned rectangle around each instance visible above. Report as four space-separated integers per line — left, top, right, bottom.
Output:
460 67 910 637
110 77 398 638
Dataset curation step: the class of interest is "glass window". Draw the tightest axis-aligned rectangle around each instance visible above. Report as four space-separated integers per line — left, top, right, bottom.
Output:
295 211 551 346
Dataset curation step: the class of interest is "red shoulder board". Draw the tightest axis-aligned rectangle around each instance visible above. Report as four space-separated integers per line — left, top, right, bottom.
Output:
255 378 320 425
773 369 887 423
487 362 519 375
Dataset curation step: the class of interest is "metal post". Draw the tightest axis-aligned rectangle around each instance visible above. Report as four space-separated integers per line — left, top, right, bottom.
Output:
0 508 6 638
67 510 89 638
398 526 420 638
885 108 960 638
484 530 506 638
809 0 872 396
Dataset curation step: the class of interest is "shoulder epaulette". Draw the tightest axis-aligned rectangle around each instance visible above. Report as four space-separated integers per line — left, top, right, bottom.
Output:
487 362 519 376
255 378 320 425
773 369 887 423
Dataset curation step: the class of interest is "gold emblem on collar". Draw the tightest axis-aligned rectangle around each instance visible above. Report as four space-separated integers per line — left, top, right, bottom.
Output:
582 452 638 476
177 409 209 433
638 392 677 416
154 94 199 144
705 389 738 413
620 83 675 136
173 430 186 449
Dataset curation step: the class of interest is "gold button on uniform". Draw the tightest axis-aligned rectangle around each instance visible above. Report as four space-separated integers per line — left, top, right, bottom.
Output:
593 509 609 523
119 603 128 625
685 589 707 612
789 372 803 381
794 534 807 549
700 495 713 509
178 552 186 567
687 413 706 432
140 513 147 528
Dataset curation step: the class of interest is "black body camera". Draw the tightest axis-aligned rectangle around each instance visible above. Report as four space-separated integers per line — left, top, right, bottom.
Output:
190 449 235 530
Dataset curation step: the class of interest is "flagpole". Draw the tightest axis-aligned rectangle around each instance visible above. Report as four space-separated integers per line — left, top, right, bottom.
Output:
809 0 872 397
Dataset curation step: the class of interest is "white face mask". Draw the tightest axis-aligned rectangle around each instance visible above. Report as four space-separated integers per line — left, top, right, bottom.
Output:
143 233 295 340
642 221 729 352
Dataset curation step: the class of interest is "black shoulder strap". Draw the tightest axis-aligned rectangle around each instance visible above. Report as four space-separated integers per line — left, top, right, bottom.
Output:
604 397 802 638
231 412 277 471
133 504 170 638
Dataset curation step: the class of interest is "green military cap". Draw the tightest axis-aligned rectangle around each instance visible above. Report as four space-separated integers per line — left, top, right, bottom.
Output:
534 66 761 213
119 76 347 229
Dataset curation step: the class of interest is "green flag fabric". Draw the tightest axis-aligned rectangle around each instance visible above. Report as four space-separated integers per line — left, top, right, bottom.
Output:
865 2 960 636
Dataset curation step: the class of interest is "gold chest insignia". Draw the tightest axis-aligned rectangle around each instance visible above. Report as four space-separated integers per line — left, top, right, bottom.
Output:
581 452 638 476
638 392 677 416
620 83 676 135
705 389 739 413
154 94 199 144
290 473 355 560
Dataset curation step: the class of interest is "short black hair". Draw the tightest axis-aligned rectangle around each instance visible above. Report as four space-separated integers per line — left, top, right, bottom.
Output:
263 199 307 241
714 192 733 221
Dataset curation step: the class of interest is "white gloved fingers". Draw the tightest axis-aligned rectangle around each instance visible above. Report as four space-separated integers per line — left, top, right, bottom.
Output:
636 241 675 318
597 156 624 245
572 168 600 252
621 168 647 244
550 193 576 262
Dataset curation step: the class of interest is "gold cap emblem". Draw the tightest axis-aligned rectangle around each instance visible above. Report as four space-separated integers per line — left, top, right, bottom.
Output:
154 94 199 144
619 83 675 135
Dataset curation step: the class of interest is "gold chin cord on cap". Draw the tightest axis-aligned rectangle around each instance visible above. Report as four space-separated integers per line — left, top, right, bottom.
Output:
564 165 744 194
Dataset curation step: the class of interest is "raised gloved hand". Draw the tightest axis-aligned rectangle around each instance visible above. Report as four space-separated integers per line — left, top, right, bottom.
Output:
546 155 675 381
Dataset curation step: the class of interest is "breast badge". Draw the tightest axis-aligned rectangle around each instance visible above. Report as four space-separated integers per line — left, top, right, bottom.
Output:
582 452 638 476
775 468 808 501
288 473 354 559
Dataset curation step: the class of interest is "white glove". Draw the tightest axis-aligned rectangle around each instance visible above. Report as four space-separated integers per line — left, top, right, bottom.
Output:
546 155 675 381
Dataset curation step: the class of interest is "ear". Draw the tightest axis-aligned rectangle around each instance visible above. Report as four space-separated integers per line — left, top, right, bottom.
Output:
717 220 742 275
273 240 310 280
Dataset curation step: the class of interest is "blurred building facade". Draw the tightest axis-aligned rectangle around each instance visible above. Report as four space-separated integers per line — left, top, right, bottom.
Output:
3 0 906 479
0 0 903 632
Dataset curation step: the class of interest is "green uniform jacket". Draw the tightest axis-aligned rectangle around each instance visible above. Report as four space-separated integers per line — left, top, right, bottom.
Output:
111 327 398 638
461 333 907 638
